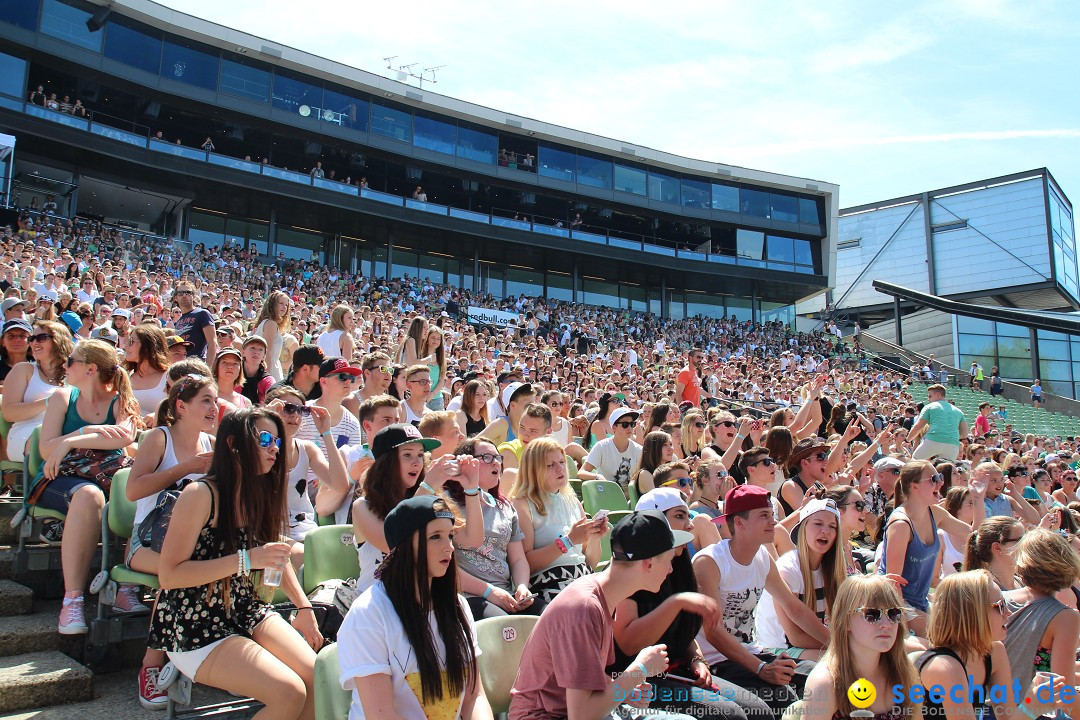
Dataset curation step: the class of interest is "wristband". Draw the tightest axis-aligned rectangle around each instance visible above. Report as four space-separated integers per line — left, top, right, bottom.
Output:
320 430 333 439
735 433 745 441
755 660 767 676
629 661 648 678
1017 706 1039 720
295 606 315 613
482 585 493 600
463 487 480 496
554 535 570 554
242 549 250 575
419 481 436 494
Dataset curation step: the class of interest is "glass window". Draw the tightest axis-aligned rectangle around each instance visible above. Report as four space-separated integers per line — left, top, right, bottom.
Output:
736 229 765 264
681 179 710 209
0 0 40 30
40 0 101 52
220 54 271 103
538 145 576 183
582 279 619 309
614 165 646 195
323 84 368 131
799 197 820 224
996 358 1031 379
648 171 680 204
546 273 573 302
1040 360 1071 381
272 68 322 116
103 18 161 75
457 123 496 164
623 285 647 312
161 35 219 91
727 297 753 322
417 255 445 284
958 334 996 357
669 292 685 321
370 101 412 143
485 267 504 298
686 294 724 319
766 235 795 263
188 211 225 249
506 268 543 299
413 113 456 155
770 194 799 223
794 238 814 268
576 153 612 190
997 336 1031 359
0 52 27 100
1039 339 1070 361
740 188 770 217
277 227 324 262
996 322 1029 338
957 316 995 334
390 249 418 279
712 184 740 212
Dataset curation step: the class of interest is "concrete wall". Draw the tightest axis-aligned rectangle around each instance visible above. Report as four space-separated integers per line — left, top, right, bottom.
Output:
869 308 955 365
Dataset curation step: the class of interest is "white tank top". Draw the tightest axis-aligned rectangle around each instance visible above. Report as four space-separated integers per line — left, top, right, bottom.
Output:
356 523 386 594
6 363 61 462
317 329 343 358
938 529 965 579
550 417 570 447
131 371 168 418
286 439 316 542
695 539 771 663
133 426 213 529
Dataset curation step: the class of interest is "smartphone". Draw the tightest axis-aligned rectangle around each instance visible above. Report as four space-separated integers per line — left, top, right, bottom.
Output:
813 482 825 492
593 509 610 525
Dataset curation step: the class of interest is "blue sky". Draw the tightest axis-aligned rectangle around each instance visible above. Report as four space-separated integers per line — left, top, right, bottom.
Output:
163 0 1080 209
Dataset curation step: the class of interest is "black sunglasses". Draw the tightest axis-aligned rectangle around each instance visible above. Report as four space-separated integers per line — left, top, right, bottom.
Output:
748 457 775 468
282 402 312 416
713 420 736 428
840 500 867 512
613 421 635 429
29 333 51 343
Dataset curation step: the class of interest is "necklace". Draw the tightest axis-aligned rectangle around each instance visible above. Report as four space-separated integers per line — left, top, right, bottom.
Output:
697 496 719 509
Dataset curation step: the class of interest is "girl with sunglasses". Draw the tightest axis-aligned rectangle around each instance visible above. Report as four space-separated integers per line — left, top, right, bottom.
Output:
690 459 732 520
680 410 707 459
264 387 349 551
148 408 320 718
443 437 536 620
803 574 920 720
1052 469 1079 506
126 373 216 708
878 459 984 636
30 340 139 634
3 320 71 463
652 462 721 552
918 570 1061 720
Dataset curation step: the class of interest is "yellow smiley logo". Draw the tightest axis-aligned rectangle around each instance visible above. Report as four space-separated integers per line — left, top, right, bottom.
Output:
847 678 877 709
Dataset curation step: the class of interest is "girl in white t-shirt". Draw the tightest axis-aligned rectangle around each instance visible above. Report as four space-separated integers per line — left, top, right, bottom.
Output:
338 495 490 720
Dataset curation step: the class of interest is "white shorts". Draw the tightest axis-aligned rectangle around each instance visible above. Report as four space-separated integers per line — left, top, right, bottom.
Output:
166 637 229 679
912 439 959 462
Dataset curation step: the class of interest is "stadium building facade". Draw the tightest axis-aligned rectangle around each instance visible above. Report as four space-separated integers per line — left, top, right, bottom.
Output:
0 0 838 323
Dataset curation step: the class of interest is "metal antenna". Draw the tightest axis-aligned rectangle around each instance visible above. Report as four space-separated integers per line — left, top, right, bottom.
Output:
383 57 448 88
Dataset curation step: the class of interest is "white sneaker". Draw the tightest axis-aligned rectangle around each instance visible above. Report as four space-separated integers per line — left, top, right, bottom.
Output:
58 596 87 635
113 585 150 613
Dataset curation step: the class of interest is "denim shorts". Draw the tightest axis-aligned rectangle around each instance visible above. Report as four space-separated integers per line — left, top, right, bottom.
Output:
33 475 101 515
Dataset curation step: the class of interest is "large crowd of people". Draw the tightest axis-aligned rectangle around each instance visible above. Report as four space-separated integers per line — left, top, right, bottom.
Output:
3 205 1080 720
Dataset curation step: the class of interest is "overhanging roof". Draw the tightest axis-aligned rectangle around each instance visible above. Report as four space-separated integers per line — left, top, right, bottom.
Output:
873 280 1080 335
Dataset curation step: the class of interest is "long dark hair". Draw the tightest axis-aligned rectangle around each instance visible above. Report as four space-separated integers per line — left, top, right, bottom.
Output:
378 497 476 703
363 447 424 518
621 548 700 666
443 437 509 507
209 408 288 553
584 392 616 450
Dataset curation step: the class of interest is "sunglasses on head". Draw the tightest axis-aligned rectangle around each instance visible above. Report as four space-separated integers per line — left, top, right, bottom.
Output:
257 431 282 449
282 402 312 416
854 606 903 624
662 477 694 489
1009 469 1029 477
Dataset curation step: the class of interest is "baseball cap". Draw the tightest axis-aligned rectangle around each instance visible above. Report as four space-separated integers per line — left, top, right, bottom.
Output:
384 495 456 551
370 423 440 460
635 488 689 514
873 456 905 473
789 498 843 543
2 319 32 336
165 335 193 349
496 371 521 385
38 289 57 303
111 308 131 319
609 511 694 561
721 484 772 518
242 335 267 350
610 407 640 425
60 311 82 335
292 345 324 369
1 298 26 314
501 381 534 408
89 326 119 345
319 356 362 379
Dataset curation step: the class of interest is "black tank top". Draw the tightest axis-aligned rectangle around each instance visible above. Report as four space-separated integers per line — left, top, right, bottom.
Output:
464 412 486 437
914 647 992 719
779 474 809 517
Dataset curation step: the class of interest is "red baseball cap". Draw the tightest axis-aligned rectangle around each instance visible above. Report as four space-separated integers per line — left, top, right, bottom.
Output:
721 484 772 518
319 356 362 378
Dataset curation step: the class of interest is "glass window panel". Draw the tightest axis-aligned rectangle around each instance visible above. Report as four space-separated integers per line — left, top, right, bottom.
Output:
614 165 646 196
272 69 322 116
996 358 1031 379
958 334 996 357
413 113 456 155
712 184 740 212
740 188 770 217
770 193 799 223
188 211 225 249
582 279 619 309
103 18 161 75
322 84 368 131
40 0 101 52
1039 339 1070 361
648 171 679 204
799 197 821 224
1040 360 1071 381
538 145 576 183
456 124 496 164
0 52 27 100
390 249 418 279
997 336 1032 359
766 235 795 263
485 267 504 298
161 36 219 90
374 247 388 279
726 297 753 322
622 285 647 312
577 154 612 190
668 293 685 321
996 322 1029 338
546 273 573 302
794 238 814 267
686 294 724 319
736 229 765 262
0 0 40 30
417 255 445 284
681 179 710 209
277 227 325 262
506 268 543 299
957 316 995 334
370 101 412 143
220 54 271 103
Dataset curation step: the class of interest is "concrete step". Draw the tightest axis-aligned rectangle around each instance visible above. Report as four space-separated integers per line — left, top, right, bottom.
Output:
0 651 94 714
0 603 84 661
0 580 32 617
0 500 20 546
0 545 12 581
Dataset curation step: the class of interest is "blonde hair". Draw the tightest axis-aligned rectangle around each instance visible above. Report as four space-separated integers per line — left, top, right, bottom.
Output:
418 410 457 438
1015 529 1080 595
680 410 706 455
327 304 352 333
927 570 994 658
509 437 570 517
793 508 847 619
73 339 140 422
824 575 919 718
253 290 291 333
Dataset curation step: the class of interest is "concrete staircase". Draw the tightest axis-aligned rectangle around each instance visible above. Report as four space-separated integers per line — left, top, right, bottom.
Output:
0 499 94 715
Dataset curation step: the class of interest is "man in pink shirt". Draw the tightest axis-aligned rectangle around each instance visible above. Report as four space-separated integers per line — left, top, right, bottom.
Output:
974 401 992 438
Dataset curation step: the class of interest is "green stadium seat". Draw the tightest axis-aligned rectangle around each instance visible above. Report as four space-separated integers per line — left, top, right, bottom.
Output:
581 480 629 516
301 524 360 596
314 643 351 720
474 615 540 715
